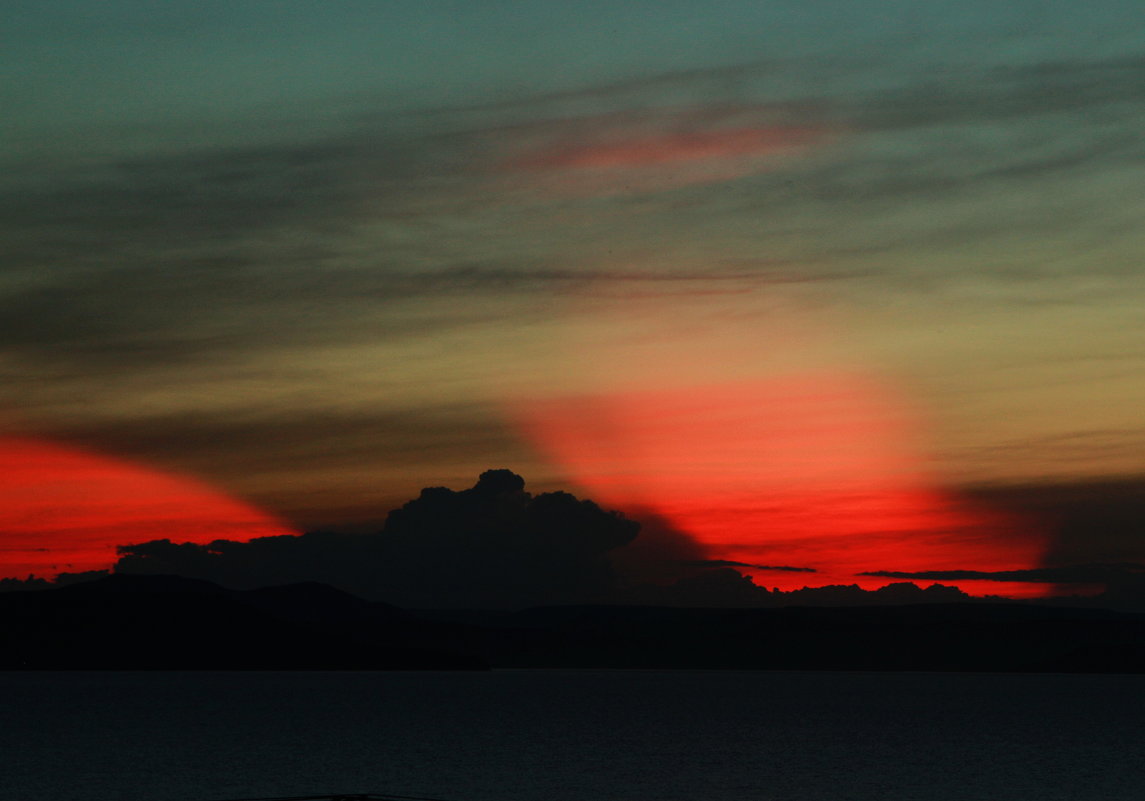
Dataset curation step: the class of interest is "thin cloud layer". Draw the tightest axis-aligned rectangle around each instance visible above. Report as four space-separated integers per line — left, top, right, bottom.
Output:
493 104 834 195
682 560 817 573
7 53 1144 377
859 564 1145 584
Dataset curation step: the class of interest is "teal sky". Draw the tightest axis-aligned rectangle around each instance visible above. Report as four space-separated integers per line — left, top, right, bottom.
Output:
7 1 1143 159
3 1 1145 578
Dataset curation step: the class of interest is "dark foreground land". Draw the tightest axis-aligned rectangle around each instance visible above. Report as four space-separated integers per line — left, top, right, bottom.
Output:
3 574 1145 672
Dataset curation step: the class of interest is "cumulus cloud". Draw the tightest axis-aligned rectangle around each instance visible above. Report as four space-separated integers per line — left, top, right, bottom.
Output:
94 469 1020 610
115 470 638 608
632 566 773 607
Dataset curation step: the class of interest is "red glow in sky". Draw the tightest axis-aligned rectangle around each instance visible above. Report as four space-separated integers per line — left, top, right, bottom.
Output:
0 436 297 579
497 106 833 194
512 126 822 171
518 374 1048 597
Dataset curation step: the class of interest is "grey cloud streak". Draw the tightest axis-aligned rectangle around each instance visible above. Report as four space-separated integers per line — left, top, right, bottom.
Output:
7 48 1143 300
859 564 1145 584
682 559 817 573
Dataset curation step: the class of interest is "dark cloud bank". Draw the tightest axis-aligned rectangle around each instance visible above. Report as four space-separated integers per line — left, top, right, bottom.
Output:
114 469 640 610
7 469 1145 612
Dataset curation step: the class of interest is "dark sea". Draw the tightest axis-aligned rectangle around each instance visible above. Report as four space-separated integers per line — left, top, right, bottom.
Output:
3 670 1144 801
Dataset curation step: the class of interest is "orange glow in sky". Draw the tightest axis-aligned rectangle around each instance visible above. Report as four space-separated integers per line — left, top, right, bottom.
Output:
0 436 297 579
517 373 1048 597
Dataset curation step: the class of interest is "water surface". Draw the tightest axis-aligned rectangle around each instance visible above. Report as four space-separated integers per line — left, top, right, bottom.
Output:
4 670 1145 801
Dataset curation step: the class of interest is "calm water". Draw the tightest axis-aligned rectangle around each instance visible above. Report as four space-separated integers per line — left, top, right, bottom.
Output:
3 670 1145 801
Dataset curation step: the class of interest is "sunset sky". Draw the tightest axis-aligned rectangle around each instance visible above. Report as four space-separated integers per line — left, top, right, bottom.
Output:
3 2 1145 598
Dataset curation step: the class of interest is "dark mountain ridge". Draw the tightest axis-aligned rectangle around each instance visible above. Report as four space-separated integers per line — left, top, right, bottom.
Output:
4 573 1145 672
0 573 482 670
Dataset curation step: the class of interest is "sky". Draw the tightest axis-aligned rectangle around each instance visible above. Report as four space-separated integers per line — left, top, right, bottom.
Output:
3 1 1145 600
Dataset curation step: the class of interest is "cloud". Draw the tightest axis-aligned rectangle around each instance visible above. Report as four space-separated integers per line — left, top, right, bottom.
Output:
426 59 782 121
114 470 639 608
7 51 1145 521
858 564 1145 584
965 478 1145 568
491 103 834 195
0 133 843 388
683 559 817 573
856 560 1145 611
632 566 773 607
95 468 1069 610
42 402 522 502
7 51 1144 380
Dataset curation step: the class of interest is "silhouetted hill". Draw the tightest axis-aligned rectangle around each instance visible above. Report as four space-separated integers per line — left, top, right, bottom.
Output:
425 602 1145 673
53 572 230 596
0 574 484 670
243 581 406 622
7 575 1145 672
